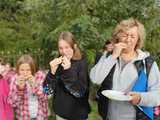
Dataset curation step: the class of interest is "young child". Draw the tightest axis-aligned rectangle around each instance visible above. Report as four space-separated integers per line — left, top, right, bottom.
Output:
8 55 48 120
0 58 15 120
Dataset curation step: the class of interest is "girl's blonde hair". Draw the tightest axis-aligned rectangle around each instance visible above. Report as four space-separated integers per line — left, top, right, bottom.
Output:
16 54 37 75
58 32 82 60
112 18 146 49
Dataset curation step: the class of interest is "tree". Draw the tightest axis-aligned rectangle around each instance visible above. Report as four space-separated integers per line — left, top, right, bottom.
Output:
0 0 160 66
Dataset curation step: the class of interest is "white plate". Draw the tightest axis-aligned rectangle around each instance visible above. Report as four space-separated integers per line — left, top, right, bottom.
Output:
101 90 132 101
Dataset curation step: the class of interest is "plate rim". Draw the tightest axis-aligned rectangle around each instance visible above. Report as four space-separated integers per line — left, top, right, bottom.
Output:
101 90 132 101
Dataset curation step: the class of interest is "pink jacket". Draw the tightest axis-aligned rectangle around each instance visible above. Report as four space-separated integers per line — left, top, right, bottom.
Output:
0 70 15 120
8 71 48 120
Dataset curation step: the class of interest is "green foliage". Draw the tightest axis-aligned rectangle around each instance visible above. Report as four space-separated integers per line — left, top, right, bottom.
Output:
0 0 160 65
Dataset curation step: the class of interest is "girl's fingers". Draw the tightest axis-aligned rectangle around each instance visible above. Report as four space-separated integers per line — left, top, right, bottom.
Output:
18 76 25 81
62 57 67 64
64 56 70 63
62 56 66 61
61 63 65 67
28 75 34 79
57 57 62 63
17 79 25 86
59 56 63 60
50 59 61 67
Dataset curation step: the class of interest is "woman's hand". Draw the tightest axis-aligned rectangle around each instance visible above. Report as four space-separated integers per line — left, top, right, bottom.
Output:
50 56 62 75
61 56 71 70
112 42 127 59
128 92 141 105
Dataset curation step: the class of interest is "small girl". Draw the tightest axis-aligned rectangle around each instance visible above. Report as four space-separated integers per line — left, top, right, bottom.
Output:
0 58 15 120
8 55 48 120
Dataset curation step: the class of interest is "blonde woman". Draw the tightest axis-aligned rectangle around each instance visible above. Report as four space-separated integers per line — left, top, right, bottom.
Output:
90 18 160 120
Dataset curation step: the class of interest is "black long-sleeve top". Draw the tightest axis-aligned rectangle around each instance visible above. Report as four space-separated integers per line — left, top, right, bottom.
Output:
43 57 90 120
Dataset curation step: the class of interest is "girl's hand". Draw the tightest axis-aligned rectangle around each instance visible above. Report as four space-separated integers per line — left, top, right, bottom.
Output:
50 56 62 75
16 75 26 90
27 75 36 88
128 92 141 105
61 56 71 70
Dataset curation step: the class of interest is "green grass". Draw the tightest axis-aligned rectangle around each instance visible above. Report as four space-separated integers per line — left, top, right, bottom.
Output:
88 101 101 120
48 116 56 120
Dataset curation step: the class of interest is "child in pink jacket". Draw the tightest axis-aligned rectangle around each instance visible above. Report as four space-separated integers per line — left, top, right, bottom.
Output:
0 59 15 120
8 55 48 120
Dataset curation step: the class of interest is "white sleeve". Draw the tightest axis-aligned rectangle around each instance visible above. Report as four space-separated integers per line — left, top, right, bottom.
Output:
139 62 160 106
90 55 117 85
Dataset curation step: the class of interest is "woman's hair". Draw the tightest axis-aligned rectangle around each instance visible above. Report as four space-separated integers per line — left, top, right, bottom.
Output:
58 31 82 60
111 18 146 49
16 54 37 75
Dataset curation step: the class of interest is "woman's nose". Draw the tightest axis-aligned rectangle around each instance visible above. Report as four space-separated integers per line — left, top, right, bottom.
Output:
63 50 68 56
126 36 132 42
